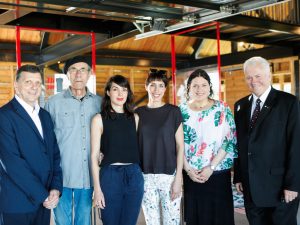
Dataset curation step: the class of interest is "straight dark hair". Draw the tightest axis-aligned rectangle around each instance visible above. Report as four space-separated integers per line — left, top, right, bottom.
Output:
101 75 134 119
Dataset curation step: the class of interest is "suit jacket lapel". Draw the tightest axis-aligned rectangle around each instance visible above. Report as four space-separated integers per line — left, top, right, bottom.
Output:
254 88 277 130
39 110 49 147
246 96 253 129
12 98 45 143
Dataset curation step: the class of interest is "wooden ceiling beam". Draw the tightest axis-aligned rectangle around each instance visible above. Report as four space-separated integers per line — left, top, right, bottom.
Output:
183 29 299 48
152 0 220 10
178 46 296 69
220 15 300 36
22 0 182 20
37 33 109 66
96 49 189 61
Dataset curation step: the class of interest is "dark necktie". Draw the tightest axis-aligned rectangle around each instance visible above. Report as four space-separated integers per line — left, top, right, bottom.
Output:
249 98 261 130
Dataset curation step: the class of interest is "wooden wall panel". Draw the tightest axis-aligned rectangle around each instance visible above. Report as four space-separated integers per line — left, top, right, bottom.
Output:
0 63 16 107
93 65 172 107
222 56 297 112
243 0 298 24
223 70 250 111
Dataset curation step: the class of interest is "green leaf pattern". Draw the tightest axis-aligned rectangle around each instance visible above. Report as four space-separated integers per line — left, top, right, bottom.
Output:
180 101 237 171
183 124 197 145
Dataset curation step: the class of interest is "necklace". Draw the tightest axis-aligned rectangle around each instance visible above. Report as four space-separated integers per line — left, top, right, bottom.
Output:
190 99 211 111
196 99 210 108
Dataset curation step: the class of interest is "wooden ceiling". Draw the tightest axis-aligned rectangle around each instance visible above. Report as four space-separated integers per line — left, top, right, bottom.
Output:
0 0 298 70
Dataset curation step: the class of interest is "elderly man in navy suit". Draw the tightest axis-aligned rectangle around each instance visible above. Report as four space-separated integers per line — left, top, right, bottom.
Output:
0 65 63 225
234 56 300 225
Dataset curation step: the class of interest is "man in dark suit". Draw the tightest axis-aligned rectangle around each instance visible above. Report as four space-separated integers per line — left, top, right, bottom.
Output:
234 56 300 225
0 65 63 225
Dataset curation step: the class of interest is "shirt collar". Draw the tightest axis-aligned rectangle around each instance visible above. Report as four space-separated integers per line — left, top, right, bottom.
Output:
15 94 40 115
252 86 271 105
63 87 93 99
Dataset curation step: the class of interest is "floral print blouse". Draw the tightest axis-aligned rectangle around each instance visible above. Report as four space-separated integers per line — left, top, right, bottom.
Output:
179 100 237 171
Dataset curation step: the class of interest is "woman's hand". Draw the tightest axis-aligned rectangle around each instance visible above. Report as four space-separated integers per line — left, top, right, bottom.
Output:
198 166 213 183
98 152 104 165
170 178 182 201
93 189 105 209
186 167 202 183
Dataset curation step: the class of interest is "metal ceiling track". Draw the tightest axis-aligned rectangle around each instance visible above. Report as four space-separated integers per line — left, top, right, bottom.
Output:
136 0 292 39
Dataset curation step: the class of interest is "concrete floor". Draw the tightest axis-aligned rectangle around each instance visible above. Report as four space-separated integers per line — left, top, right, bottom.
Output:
50 208 249 225
93 209 249 225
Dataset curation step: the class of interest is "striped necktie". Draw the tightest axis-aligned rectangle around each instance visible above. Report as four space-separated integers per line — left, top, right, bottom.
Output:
249 98 261 130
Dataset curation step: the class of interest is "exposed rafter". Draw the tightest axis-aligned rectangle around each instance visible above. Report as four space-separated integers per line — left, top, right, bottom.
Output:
7 12 136 34
95 49 189 61
137 0 291 39
182 27 300 48
220 15 300 35
36 27 143 66
37 34 109 66
0 43 39 52
39 32 49 51
152 0 221 11
0 9 32 24
190 38 204 59
178 46 296 69
22 0 182 20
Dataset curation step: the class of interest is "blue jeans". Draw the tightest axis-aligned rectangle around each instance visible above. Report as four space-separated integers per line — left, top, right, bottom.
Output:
100 164 144 225
53 187 93 225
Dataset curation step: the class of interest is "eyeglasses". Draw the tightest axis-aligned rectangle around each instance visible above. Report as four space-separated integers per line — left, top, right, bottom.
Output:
68 67 90 75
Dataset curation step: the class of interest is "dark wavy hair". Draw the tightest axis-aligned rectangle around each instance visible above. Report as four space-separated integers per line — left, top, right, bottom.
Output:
101 75 134 119
186 68 213 100
146 68 169 87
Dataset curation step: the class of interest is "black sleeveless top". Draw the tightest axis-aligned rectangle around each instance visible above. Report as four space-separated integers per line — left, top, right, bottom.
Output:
100 112 140 166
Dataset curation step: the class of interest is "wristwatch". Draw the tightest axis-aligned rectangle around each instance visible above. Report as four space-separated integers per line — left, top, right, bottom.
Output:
209 164 216 171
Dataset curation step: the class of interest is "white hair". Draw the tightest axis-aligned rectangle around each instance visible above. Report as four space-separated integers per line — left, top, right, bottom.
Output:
243 56 271 76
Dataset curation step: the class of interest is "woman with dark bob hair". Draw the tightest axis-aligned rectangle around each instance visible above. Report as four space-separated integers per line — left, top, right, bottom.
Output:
136 69 184 225
179 68 237 225
90 75 144 225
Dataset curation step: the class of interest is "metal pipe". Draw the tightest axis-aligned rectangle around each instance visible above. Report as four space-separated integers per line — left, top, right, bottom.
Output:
91 32 97 94
91 32 96 72
15 26 21 68
171 21 223 103
171 35 176 104
216 22 222 99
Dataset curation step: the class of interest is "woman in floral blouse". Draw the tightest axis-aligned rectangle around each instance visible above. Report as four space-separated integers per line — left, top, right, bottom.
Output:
180 68 237 225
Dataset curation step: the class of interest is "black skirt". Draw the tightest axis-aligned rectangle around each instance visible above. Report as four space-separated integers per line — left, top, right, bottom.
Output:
183 169 235 225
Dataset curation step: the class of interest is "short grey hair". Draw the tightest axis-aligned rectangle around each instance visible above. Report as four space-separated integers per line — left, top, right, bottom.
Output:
243 56 271 76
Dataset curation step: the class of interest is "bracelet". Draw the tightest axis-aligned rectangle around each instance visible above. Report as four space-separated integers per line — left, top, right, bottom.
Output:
209 164 216 171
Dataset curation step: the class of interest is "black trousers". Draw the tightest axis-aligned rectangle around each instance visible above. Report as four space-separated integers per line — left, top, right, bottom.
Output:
0 206 50 225
244 195 299 225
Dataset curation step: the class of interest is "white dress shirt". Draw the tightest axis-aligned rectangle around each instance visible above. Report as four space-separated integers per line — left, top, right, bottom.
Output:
15 95 44 138
250 86 271 117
